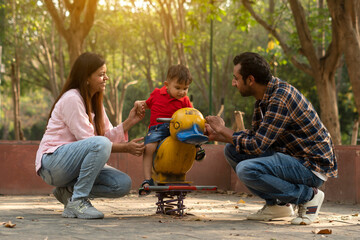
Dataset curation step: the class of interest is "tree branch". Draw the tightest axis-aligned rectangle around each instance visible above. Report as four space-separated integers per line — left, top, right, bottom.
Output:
242 0 313 76
288 0 319 67
43 0 68 40
63 0 73 11
81 0 98 39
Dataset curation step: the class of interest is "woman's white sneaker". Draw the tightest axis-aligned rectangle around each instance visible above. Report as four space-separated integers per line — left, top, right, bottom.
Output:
53 187 73 207
62 198 104 219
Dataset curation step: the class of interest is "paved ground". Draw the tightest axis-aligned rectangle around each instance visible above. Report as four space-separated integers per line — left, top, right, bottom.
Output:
0 191 359 240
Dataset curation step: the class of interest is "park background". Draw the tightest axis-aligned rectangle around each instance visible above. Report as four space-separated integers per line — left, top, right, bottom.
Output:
0 0 359 146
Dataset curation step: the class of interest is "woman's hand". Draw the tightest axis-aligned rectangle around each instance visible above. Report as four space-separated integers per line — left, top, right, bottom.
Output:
126 137 145 156
129 104 144 123
134 100 146 117
123 105 145 132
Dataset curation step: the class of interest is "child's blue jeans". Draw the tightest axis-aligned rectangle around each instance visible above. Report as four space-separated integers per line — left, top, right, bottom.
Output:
144 123 170 145
224 143 324 205
39 136 132 200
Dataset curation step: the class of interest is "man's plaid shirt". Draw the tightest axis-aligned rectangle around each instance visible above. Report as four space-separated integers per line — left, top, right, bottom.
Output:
233 77 338 178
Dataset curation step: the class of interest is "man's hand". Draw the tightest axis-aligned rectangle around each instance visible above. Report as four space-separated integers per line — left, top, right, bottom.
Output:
204 123 220 142
205 115 225 133
205 115 234 143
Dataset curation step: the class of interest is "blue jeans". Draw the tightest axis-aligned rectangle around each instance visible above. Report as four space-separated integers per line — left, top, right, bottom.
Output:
39 136 132 200
224 143 324 205
144 123 170 145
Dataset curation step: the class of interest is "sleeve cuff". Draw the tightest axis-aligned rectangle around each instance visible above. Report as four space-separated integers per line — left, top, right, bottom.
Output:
232 132 241 152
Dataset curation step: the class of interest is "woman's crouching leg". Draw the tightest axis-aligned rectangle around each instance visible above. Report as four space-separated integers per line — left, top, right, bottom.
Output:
90 165 132 198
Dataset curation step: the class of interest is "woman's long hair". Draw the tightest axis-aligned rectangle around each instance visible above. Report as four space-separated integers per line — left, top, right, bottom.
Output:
48 52 106 136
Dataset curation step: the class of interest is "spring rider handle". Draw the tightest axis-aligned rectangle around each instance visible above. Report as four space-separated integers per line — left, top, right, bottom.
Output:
156 118 172 123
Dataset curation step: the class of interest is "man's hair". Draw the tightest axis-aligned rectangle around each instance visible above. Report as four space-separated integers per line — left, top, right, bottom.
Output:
233 52 272 85
166 64 192 85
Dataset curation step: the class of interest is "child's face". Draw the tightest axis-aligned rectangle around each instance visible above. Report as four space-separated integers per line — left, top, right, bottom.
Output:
165 79 189 99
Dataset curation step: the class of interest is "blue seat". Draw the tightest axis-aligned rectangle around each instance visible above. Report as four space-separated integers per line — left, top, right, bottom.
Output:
176 123 208 145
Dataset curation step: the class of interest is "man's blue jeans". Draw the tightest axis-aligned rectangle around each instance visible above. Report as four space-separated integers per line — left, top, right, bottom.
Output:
39 136 132 200
224 143 324 205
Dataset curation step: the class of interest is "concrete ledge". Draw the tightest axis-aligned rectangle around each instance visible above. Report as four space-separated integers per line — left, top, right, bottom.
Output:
0 141 52 195
322 146 360 204
0 141 359 204
0 141 234 195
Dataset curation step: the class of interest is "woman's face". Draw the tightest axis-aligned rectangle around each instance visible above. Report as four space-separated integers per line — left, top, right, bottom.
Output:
88 64 108 96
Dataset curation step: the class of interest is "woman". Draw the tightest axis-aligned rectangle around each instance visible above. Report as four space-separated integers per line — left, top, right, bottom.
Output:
35 52 145 219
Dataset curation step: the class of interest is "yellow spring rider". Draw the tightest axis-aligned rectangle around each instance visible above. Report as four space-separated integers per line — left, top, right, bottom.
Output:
142 107 217 216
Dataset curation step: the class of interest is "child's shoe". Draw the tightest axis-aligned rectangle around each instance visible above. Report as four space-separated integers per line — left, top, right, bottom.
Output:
195 145 206 161
138 178 155 196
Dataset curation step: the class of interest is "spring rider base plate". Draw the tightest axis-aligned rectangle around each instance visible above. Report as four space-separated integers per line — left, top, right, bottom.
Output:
144 184 217 216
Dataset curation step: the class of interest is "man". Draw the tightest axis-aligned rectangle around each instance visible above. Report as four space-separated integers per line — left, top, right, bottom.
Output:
205 52 337 225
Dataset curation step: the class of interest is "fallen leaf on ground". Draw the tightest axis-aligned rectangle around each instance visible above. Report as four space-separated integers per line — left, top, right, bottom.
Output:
237 199 246 204
4 221 16 228
312 228 332 234
16 216 24 219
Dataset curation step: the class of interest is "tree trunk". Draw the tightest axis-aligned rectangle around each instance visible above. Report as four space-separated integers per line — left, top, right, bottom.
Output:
175 0 187 66
67 34 84 66
242 0 342 144
10 0 24 140
11 62 24 140
44 0 98 66
157 0 173 67
351 118 359 145
42 30 59 98
317 0 325 57
58 34 65 88
314 72 341 143
328 0 360 129
153 0 187 67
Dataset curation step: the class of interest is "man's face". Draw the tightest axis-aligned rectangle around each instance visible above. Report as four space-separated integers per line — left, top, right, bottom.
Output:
232 64 251 97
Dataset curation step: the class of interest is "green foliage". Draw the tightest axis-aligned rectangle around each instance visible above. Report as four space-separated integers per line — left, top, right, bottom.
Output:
232 3 256 33
0 0 357 145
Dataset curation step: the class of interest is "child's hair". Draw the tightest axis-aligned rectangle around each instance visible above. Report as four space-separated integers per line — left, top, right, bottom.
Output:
166 64 192 85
